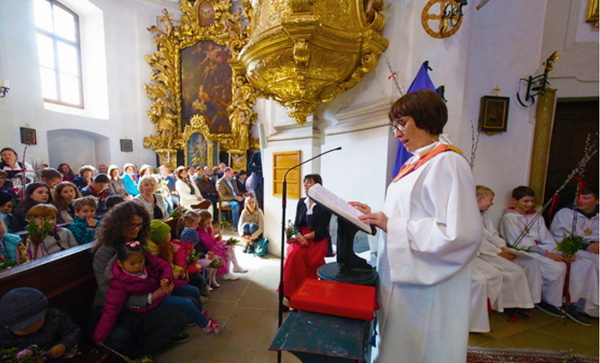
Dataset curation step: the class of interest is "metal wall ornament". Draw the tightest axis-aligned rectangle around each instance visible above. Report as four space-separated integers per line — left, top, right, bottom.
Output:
421 0 467 39
234 0 389 125
143 0 258 169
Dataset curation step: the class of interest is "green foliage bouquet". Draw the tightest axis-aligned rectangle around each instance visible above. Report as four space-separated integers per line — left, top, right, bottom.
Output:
285 220 295 240
25 217 56 259
556 234 588 259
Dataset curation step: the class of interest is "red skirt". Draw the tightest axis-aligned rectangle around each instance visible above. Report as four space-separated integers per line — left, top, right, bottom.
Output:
282 226 329 298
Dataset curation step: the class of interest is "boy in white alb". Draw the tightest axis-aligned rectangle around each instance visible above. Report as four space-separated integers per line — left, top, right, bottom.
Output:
499 186 591 326
550 184 599 318
476 186 536 312
469 259 502 333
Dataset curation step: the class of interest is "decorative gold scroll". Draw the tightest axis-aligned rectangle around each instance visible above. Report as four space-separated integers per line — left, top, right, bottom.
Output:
587 0 599 27
143 0 258 167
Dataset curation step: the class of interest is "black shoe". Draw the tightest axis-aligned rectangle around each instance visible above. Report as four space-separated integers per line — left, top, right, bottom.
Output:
564 304 592 326
535 301 562 317
243 245 249 253
248 245 255 254
170 332 191 344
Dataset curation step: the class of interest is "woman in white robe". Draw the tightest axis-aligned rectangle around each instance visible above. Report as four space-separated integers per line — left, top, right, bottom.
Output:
352 89 482 363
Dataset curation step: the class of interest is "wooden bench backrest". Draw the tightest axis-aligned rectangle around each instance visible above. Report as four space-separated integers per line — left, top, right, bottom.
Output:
0 243 97 328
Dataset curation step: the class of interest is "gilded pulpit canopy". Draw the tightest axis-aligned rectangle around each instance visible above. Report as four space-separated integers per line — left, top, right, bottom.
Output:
236 0 389 125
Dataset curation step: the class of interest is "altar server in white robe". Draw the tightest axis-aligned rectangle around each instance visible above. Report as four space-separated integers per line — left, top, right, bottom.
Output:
550 184 599 317
470 258 502 332
499 186 593 326
351 89 482 363
476 185 537 310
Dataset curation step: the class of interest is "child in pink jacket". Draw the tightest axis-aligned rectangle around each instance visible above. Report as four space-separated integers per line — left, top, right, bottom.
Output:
93 241 221 343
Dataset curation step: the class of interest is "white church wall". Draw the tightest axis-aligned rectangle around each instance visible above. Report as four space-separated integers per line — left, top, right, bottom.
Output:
460 0 549 224
542 0 599 98
0 0 174 170
260 138 317 257
47 130 97 169
461 0 598 226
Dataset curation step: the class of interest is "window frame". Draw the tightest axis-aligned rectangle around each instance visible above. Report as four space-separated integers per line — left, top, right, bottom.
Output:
36 0 84 109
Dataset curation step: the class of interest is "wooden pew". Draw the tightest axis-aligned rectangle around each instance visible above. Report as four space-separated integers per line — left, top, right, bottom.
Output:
0 243 97 329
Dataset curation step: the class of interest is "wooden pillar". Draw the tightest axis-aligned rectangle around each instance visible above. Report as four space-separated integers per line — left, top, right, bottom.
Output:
528 89 557 203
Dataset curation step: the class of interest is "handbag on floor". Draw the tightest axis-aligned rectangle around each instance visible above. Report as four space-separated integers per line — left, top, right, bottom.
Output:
252 237 268 257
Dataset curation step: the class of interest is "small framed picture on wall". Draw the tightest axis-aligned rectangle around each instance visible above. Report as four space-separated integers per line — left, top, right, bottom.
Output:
120 139 133 152
20 127 37 145
479 96 509 134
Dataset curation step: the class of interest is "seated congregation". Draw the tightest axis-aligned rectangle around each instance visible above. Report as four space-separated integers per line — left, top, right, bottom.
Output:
0 153 268 360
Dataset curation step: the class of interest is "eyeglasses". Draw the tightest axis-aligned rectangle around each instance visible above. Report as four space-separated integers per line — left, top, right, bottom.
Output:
390 117 409 134
127 222 144 230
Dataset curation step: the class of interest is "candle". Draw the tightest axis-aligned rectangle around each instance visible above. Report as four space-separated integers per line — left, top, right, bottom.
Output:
2 80 8 88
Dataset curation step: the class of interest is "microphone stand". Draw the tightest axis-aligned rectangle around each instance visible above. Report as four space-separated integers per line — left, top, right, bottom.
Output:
277 146 341 363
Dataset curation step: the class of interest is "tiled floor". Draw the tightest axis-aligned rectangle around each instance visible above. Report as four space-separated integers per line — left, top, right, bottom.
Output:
156 230 599 362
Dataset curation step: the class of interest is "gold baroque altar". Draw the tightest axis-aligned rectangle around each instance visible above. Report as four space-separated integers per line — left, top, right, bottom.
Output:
143 0 258 170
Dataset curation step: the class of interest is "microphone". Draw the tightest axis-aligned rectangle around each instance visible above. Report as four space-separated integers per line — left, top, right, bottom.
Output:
284 146 342 181
277 145 342 338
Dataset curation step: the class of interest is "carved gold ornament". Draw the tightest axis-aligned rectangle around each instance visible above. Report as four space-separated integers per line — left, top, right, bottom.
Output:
587 0 599 27
235 0 389 125
421 0 465 39
144 0 258 167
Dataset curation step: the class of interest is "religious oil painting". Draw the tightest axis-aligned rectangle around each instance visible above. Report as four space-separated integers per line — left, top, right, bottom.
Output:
120 139 133 152
181 41 232 134
20 127 37 145
186 132 218 167
479 96 509 133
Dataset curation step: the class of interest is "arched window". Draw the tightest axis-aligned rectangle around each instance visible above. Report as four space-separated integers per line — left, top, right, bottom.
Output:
33 0 83 108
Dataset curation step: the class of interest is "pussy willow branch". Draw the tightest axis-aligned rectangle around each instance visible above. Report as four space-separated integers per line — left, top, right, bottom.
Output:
469 120 480 169
511 133 598 248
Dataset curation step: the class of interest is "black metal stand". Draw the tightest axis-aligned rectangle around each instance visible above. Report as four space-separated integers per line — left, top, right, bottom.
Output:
317 218 378 286
277 147 342 363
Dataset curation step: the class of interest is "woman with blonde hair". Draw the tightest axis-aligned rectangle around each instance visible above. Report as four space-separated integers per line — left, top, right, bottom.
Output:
238 195 264 253
133 175 168 220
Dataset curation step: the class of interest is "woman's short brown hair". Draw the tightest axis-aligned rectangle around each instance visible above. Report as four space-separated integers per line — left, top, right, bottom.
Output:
388 89 447 135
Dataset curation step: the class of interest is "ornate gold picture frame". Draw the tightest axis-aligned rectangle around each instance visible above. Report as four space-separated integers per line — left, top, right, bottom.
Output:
143 0 257 169
182 115 219 168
